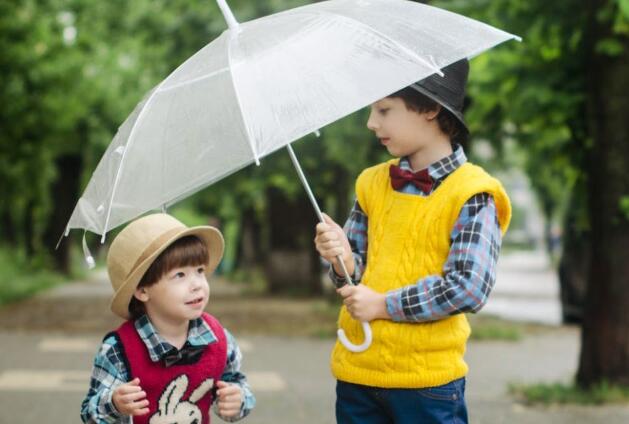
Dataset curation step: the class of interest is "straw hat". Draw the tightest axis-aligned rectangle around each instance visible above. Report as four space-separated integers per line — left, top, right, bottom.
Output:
107 213 224 319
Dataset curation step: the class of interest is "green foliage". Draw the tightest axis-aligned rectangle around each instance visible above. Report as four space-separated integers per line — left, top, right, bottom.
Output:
510 380 629 405
0 246 63 305
433 0 592 240
2 0 625 293
620 196 629 220
170 207 210 228
596 37 626 56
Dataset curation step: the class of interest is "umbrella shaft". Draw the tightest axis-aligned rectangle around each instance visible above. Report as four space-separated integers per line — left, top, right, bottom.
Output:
216 0 240 32
286 144 355 285
286 144 324 222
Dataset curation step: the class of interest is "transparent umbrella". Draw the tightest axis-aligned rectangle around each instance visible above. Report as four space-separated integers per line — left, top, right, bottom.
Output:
63 0 520 352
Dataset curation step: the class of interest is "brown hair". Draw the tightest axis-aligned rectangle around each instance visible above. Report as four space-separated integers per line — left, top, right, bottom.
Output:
388 87 468 145
128 235 209 319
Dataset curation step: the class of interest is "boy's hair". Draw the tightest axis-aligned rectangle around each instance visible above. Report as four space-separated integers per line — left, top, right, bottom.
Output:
389 87 468 145
128 235 209 319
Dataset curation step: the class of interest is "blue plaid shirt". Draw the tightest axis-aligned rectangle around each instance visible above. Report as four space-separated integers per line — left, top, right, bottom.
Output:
330 145 502 322
81 314 255 423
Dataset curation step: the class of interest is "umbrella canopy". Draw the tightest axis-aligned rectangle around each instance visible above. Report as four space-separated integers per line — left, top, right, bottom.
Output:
64 0 520 240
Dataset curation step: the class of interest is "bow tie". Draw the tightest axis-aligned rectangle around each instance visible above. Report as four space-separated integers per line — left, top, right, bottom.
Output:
389 164 434 194
162 345 206 367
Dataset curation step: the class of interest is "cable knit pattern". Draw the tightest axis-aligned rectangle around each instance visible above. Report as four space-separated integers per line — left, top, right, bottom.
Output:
331 159 511 388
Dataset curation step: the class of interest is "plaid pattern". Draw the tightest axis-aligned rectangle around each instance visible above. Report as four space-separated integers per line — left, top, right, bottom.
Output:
330 144 502 322
81 315 255 423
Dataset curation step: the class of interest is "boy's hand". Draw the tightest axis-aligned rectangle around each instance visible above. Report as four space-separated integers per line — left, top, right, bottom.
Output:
337 284 390 322
112 377 149 417
314 213 354 277
216 380 242 418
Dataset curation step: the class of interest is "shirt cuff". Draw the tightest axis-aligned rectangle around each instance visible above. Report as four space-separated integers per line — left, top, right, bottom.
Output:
213 396 237 422
329 267 350 287
101 389 127 423
213 385 253 422
385 288 407 322
328 253 363 287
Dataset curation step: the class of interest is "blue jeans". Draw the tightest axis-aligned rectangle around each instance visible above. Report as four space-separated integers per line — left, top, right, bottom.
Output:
336 378 468 424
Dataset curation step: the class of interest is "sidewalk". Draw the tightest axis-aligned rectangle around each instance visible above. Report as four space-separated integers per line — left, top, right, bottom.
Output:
1 251 628 423
482 250 562 325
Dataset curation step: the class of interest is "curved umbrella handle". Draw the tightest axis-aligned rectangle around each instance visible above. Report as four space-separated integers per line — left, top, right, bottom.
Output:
337 321 372 353
286 144 373 352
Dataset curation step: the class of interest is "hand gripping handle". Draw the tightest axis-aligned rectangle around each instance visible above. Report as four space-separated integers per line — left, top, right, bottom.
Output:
286 143 373 352
334 257 373 352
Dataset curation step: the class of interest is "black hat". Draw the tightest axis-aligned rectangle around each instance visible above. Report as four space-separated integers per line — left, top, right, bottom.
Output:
410 59 469 132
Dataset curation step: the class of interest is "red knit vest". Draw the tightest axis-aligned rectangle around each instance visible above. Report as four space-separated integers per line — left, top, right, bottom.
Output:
115 313 227 424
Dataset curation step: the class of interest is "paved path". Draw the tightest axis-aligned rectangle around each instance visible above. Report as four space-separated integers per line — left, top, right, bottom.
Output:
1 251 629 423
482 250 562 325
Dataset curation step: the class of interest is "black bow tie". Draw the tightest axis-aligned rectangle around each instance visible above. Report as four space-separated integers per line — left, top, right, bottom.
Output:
162 345 206 367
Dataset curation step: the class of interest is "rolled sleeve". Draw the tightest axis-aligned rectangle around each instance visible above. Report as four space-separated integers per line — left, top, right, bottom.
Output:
385 194 502 322
213 330 255 421
80 336 130 423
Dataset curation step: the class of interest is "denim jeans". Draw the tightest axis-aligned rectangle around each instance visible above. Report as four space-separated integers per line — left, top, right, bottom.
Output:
336 378 468 424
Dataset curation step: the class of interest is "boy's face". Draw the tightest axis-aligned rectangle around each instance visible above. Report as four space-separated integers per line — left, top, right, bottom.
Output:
134 264 210 324
366 97 439 161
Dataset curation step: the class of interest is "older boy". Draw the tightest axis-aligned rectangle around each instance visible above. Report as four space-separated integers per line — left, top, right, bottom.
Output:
81 213 255 423
315 59 511 423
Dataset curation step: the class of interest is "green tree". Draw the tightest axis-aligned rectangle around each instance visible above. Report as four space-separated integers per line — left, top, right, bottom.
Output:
577 0 629 387
435 0 629 387
1 0 201 271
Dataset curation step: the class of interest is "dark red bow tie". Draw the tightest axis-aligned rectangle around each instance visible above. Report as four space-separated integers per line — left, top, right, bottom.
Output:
389 164 433 194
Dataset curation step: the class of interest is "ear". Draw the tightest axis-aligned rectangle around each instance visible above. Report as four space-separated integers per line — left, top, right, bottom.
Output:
425 105 441 121
134 286 149 302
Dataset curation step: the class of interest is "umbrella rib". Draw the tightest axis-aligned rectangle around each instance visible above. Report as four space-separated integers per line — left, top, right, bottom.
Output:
225 35 260 166
100 84 167 242
300 9 444 77
155 66 231 93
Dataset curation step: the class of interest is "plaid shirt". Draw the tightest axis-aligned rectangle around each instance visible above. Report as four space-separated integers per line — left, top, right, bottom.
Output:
81 314 255 423
330 144 502 322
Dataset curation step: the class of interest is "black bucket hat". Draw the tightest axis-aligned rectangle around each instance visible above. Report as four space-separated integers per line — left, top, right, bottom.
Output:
410 59 469 132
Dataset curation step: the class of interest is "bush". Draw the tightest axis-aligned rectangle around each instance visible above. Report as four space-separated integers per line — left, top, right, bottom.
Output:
0 246 64 306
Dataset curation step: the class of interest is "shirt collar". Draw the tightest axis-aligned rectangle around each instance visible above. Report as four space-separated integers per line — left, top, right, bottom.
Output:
134 314 218 363
398 143 467 181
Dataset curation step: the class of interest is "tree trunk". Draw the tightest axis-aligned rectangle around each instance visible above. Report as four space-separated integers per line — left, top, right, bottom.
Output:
577 0 629 387
238 206 262 270
264 187 322 295
43 154 82 274
1 209 17 246
23 200 36 258
558 187 590 324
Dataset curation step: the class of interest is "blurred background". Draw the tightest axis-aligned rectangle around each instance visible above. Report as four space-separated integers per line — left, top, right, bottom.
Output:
1 0 628 423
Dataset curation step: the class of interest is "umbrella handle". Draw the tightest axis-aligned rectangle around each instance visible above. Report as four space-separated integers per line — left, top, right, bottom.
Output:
286 144 374 352
337 321 373 353
333 255 373 353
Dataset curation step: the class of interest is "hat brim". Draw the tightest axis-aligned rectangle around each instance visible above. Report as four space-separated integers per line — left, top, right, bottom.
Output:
409 84 468 133
110 225 224 319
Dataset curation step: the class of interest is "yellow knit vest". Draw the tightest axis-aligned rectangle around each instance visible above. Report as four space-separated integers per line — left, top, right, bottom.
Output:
330 160 511 388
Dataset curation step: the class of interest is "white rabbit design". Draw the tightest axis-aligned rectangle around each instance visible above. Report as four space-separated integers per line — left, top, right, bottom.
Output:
149 374 214 424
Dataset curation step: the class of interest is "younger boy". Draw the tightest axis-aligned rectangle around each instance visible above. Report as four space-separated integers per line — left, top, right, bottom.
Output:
314 59 511 423
81 213 255 423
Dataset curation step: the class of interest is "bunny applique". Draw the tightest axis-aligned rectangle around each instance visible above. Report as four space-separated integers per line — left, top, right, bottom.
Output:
149 374 214 424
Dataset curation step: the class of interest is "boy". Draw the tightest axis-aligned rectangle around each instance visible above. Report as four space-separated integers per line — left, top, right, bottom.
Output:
314 59 511 423
81 213 255 423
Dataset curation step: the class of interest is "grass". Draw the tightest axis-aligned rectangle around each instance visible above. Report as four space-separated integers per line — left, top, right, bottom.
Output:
468 314 523 341
0 247 65 306
0 243 91 307
509 380 629 405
